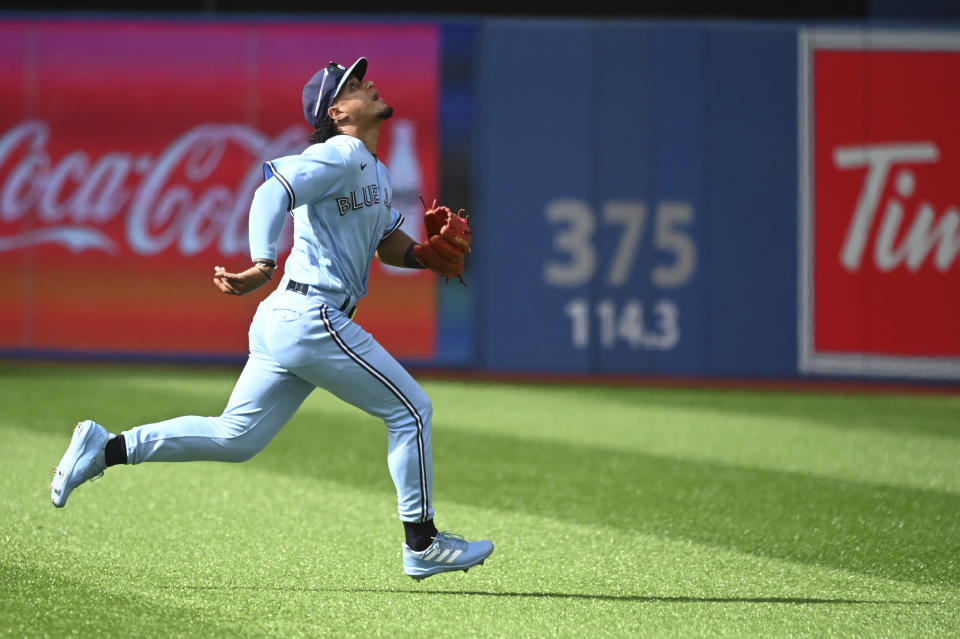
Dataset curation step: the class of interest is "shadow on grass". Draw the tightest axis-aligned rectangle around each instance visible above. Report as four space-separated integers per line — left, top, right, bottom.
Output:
255 408 960 589
2 559 247 637
356 589 942 605
173 584 939 605
8 365 959 589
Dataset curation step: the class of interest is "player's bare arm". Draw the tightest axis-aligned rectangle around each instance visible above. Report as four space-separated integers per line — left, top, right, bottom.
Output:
212 144 286 296
212 261 275 296
376 229 422 268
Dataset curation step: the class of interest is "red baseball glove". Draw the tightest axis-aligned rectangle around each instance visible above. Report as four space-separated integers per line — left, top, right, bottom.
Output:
412 199 471 285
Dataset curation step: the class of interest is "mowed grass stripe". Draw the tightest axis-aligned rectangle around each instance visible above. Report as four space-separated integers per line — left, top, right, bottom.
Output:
6 363 960 494
5 364 960 588
5 423 952 601
258 416 960 589
4 444 955 638
2 363 960 637
8 410 960 590
423 383 960 494
4 484 955 638
1 559 255 639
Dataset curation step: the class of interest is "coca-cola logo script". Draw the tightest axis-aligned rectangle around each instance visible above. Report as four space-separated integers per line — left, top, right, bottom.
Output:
1 19 440 358
0 120 304 256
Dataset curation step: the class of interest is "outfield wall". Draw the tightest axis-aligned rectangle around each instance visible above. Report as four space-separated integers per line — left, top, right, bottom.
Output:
1 17 958 381
472 22 960 380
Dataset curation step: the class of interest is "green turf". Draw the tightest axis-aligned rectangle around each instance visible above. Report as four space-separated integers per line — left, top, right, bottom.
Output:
1 362 959 637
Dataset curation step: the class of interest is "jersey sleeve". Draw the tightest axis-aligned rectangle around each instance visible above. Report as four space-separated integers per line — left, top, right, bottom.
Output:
263 144 347 211
381 207 405 240
248 177 289 263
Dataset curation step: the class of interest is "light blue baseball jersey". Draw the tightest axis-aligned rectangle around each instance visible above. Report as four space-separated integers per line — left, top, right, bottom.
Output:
250 134 404 302
120 132 435 524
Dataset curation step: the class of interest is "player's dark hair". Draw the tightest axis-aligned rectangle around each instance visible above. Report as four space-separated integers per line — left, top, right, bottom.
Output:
309 114 341 144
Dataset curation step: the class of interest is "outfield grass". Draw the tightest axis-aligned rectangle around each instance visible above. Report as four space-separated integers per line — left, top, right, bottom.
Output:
1 362 959 637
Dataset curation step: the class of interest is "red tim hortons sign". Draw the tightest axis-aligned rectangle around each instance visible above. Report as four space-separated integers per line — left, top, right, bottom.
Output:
0 19 439 359
799 29 960 379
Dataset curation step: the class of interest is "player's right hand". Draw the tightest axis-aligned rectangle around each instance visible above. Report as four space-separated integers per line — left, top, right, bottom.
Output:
212 264 272 296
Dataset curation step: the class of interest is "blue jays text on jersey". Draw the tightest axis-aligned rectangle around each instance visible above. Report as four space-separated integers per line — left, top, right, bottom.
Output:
335 183 392 216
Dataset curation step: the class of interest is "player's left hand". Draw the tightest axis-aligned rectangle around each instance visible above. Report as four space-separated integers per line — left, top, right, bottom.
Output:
412 200 471 286
212 264 273 296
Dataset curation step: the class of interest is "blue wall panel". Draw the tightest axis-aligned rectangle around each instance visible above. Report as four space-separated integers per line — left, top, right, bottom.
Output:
591 25 707 375
476 23 596 371
475 20 800 376
701 25 798 376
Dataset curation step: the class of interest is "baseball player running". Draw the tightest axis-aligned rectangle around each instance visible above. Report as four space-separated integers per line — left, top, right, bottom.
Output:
49 57 492 581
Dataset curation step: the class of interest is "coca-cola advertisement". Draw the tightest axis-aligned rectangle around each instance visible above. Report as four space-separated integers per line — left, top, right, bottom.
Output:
799 29 960 378
0 19 439 359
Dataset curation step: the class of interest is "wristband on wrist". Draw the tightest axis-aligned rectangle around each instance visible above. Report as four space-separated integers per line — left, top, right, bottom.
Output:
253 260 275 280
403 243 427 269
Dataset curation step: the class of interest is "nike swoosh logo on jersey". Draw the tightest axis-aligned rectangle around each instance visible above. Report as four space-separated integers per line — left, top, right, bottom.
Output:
360 162 367 170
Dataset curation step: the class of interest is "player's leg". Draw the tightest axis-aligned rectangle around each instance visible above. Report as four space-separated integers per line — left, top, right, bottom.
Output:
269 305 434 525
50 352 313 507
121 352 313 464
51 296 313 506
266 304 493 579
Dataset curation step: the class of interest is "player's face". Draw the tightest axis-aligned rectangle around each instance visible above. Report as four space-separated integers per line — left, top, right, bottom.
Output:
335 74 394 125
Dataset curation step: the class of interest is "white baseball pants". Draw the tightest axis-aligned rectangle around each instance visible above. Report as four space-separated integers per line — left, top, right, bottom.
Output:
121 284 434 523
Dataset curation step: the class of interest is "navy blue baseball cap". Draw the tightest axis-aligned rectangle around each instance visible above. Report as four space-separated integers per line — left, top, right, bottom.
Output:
302 57 367 128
